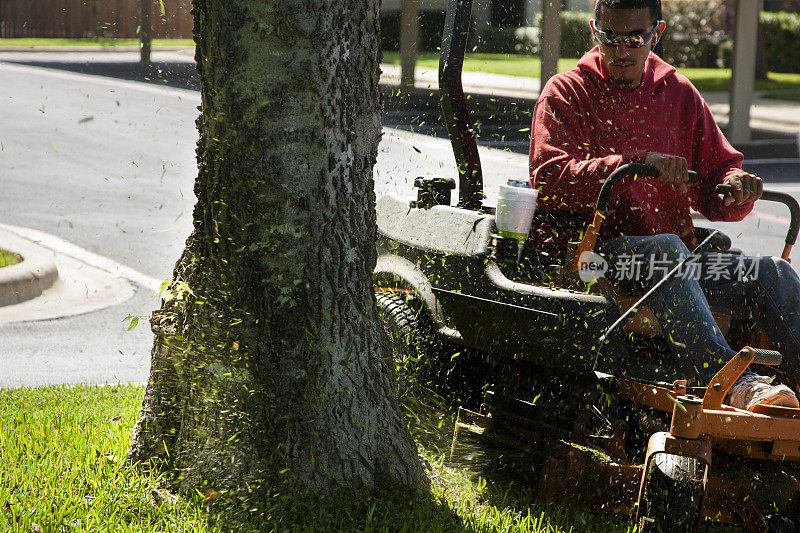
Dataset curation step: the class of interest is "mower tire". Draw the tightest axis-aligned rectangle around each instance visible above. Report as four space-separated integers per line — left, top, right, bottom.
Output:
375 289 487 408
638 453 705 532
376 291 421 349
375 290 431 378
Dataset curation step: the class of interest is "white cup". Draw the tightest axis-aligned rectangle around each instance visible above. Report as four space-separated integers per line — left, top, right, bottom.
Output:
496 183 538 244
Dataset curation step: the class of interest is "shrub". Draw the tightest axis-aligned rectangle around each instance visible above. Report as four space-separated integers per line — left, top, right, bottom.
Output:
661 0 728 68
559 11 593 58
474 12 592 56
474 25 539 54
761 11 800 73
556 3 730 67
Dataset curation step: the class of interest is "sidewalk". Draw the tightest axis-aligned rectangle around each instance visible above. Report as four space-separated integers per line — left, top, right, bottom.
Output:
380 63 800 137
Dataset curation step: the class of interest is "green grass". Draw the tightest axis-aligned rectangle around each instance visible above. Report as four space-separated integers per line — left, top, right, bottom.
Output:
0 249 20 268
382 51 578 79
676 68 800 93
0 38 194 47
382 51 800 96
0 384 636 532
0 385 213 532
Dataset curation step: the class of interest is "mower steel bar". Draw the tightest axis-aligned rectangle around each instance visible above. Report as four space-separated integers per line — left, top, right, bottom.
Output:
596 165 698 212
439 0 483 209
572 164 698 271
716 184 800 262
598 229 723 346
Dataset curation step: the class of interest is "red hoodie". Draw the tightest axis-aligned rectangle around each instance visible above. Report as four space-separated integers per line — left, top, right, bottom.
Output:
529 47 751 251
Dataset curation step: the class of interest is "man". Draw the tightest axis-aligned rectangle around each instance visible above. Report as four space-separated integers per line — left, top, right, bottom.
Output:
529 0 800 410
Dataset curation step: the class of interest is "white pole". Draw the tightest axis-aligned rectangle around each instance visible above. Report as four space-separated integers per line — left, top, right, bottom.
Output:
729 0 759 144
400 0 419 95
540 0 561 87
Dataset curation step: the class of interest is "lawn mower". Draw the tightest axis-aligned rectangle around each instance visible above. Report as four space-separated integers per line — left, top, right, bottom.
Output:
373 0 800 531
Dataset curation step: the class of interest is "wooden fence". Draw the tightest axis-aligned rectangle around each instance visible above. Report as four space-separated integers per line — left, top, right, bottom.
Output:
0 0 193 39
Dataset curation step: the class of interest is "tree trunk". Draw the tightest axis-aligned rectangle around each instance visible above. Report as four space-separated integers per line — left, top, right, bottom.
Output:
127 0 427 500
400 0 419 95
139 0 151 64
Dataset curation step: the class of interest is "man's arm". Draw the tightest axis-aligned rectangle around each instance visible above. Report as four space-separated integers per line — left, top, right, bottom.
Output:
688 88 756 221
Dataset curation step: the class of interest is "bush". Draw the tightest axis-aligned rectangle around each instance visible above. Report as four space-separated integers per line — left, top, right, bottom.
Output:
474 26 538 54
556 4 730 67
661 0 728 68
474 12 591 56
559 11 593 58
762 11 800 73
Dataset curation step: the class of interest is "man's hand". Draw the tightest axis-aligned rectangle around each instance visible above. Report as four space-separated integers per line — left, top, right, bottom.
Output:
644 152 689 194
720 172 762 206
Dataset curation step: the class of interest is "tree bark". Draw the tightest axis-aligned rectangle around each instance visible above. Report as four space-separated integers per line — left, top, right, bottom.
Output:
127 0 427 500
139 0 151 64
400 0 419 95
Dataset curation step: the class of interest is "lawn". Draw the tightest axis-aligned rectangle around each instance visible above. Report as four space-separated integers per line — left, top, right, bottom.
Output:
0 249 20 268
0 384 636 532
381 51 800 96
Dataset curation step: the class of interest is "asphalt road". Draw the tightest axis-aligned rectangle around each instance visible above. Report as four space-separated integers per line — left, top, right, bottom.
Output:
0 56 199 386
1 51 800 386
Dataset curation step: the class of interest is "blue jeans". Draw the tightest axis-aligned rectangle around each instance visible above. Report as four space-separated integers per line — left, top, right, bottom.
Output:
597 234 800 384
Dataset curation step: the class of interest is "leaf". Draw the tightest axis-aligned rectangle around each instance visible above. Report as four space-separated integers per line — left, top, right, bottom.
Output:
159 0 166 16
128 316 139 331
203 489 219 504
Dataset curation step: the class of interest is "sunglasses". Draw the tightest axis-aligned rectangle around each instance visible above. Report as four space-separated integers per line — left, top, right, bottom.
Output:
591 20 662 48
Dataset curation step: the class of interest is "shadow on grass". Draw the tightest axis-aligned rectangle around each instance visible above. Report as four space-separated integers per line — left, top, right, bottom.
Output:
200 489 475 533
398 382 637 533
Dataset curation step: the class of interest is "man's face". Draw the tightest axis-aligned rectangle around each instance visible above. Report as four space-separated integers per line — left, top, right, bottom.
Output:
592 7 661 88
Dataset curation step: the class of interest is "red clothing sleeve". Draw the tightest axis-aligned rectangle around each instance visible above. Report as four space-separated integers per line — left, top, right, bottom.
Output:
686 90 752 222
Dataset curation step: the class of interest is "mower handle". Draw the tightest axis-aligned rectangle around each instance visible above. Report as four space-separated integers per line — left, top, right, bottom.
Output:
595 163 698 212
716 184 800 254
751 348 782 366
572 163 696 271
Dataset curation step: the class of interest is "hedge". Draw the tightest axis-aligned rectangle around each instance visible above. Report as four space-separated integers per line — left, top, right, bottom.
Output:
472 8 728 68
762 12 800 73
473 11 593 56
661 0 727 68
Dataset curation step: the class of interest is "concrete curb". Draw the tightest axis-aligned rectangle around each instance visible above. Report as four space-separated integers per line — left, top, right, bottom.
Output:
0 232 59 307
0 225 137 323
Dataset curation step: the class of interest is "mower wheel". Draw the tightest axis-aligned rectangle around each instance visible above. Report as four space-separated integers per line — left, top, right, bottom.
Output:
638 453 705 532
375 289 487 408
375 290 429 374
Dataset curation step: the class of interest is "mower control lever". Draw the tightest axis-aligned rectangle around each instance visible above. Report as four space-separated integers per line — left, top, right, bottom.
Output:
595 164 698 212
715 184 800 261
751 348 782 366
572 163 698 272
